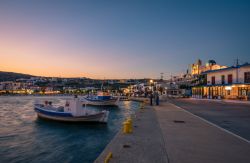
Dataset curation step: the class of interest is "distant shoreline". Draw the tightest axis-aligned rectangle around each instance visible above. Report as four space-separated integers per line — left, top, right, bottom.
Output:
0 94 74 97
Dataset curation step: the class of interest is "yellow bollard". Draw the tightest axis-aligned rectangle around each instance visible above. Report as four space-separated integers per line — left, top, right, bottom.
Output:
123 121 130 134
140 102 145 110
127 118 133 133
140 103 143 109
104 152 112 163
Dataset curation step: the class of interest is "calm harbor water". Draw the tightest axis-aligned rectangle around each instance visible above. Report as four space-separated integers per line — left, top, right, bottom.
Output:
0 96 140 163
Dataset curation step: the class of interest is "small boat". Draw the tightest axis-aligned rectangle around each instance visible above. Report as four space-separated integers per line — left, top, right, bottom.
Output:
82 91 119 106
34 97 109 123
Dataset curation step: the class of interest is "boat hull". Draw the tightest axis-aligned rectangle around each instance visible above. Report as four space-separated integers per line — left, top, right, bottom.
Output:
36 112 108 123
34 105 109 123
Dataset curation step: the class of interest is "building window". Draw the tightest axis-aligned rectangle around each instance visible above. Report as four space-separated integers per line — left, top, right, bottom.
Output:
245 72 250 83
221 75 225 84
228 74 233 84
211 76 215 85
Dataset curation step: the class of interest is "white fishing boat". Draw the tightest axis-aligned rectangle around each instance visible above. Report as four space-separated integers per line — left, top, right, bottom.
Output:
82 91 119 106
34 96 109 123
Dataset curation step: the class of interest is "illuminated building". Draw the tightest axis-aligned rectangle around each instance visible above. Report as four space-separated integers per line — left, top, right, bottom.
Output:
192 63 250 100
190 59 227 76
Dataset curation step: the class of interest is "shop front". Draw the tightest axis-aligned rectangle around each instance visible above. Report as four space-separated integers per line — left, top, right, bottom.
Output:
192 84 250 100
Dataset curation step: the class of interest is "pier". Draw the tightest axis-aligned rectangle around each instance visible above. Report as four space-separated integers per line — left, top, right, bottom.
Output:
95 101 250 163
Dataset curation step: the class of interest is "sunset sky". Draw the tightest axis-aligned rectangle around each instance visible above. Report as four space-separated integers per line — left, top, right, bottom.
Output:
1 0 250 79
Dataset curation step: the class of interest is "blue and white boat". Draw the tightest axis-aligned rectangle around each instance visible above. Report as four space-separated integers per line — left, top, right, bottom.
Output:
82 91 119 106
34 97 109 123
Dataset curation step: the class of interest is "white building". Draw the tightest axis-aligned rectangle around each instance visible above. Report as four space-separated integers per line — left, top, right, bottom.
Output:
192 63 250 100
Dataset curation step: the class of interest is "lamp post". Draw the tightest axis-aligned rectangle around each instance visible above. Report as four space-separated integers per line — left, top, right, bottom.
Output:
150 79 154 92
149 79 154 106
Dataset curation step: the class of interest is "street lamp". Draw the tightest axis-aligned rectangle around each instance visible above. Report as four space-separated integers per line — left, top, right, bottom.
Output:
150 79 154 92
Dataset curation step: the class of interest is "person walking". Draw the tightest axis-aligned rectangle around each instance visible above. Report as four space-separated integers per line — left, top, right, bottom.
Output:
150 93 153 106
156 92 160 105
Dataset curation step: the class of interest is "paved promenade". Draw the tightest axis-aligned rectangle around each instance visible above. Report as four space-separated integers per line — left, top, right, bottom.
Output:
95 105 168 163
95 101 250 163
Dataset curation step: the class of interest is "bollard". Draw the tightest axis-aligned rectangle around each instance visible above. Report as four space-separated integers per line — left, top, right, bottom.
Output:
104 152 112 163
123 121 130 134
140 102 144 109
127 118 133 133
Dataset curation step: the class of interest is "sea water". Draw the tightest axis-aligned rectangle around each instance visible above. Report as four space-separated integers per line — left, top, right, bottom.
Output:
0 96 139 163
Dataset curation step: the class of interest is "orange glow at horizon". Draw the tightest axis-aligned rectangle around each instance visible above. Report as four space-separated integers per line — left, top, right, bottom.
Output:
0 35 149 79
0 24 136 79
0 11 159 80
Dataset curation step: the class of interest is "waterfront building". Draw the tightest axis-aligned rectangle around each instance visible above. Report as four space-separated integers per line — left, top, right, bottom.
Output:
0 81 30 94
0 81 22 91
0 81 13 90
160 73 194 96
190 59 227 76
190 59 203 75
192 63 250 100
128 83 149 96
159 59 227 97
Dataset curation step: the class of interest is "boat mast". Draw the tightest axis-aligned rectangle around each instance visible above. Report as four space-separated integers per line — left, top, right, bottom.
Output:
101 77 105 91
101 81 103 91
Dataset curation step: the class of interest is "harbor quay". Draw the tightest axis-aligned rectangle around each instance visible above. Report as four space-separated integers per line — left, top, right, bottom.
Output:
95 99 250 163
1 1 250 162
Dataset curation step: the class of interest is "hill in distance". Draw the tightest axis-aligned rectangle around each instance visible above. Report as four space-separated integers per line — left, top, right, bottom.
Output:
0 71 91 82
0 71 35 82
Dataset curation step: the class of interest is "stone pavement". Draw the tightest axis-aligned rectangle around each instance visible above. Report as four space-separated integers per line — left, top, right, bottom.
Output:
95 102 250 163
95 105 168 163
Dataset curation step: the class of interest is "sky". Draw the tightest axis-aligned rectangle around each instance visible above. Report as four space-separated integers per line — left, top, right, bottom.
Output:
0 0 250 79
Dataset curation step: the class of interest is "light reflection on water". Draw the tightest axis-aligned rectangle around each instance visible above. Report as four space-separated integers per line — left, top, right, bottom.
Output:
0 96 139 163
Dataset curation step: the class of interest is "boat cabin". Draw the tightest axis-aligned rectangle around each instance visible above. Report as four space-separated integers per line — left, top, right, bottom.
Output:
97 91 112 100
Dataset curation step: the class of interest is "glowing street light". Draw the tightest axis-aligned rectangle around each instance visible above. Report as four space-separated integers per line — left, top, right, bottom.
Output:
150 79 154 92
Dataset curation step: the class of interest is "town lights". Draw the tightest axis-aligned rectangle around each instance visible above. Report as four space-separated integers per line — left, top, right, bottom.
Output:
225 86 232 90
